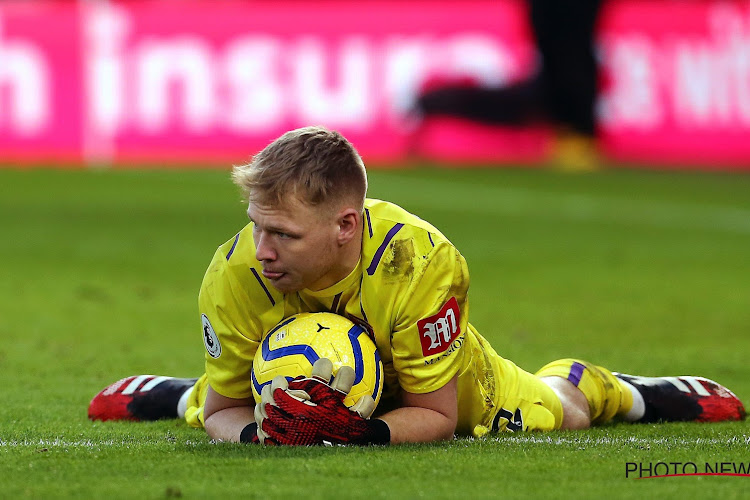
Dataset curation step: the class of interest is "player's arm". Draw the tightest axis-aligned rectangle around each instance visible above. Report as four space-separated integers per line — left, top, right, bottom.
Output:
377 375 458 443
257 363 457 446
382 240 470 443
203 386 255 443
199 247 264 443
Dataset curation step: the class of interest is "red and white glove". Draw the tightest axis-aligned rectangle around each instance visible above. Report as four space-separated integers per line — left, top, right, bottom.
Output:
254 358 389 446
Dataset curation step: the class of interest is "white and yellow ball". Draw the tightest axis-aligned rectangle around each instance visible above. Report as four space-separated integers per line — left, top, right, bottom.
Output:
251 312 383 408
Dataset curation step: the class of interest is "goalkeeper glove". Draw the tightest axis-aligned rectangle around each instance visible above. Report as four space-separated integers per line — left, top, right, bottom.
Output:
255 358 389 446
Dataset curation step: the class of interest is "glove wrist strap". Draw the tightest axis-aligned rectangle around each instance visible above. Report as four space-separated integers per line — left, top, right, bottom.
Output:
362 418 391 445
239 422 258 443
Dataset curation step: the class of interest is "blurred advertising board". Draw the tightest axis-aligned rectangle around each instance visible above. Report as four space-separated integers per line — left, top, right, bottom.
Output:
0 0 748 168
599 0 750 169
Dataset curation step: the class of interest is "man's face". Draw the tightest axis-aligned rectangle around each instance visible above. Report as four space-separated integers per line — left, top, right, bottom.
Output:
247 197 344 294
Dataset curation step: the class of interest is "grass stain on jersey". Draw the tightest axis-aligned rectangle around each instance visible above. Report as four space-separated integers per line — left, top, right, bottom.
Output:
383 239 415 279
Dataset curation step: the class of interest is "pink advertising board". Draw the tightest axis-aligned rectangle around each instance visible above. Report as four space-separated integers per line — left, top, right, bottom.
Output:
0 0 537 167
598 0 750 169
0 0 748 168
0 3 84 165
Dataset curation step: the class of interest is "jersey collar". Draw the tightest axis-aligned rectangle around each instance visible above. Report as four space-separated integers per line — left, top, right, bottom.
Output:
301 257 362 298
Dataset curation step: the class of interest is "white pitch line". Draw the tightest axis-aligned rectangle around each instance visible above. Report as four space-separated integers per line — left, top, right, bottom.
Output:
478 435 750 447
3 436 749 448
0 439 207 448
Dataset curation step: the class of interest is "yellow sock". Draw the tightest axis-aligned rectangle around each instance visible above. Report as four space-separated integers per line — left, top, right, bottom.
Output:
184 374 210 428
536 359 633 425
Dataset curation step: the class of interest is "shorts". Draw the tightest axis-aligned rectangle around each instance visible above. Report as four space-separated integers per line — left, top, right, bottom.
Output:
468 356 564 438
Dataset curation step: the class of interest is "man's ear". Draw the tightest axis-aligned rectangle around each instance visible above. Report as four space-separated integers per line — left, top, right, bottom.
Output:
336 208 361 245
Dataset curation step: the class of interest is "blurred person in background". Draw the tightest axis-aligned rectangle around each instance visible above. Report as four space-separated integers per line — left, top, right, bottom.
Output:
415 0 603 170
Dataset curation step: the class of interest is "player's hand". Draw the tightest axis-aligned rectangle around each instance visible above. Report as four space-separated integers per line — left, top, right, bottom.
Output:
255 358 385 446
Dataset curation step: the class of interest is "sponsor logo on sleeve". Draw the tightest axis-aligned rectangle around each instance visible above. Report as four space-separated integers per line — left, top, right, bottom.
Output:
202 314 221 358
418 297 461 357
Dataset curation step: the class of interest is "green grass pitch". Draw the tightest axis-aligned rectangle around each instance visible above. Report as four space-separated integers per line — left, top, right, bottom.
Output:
1 166 749 499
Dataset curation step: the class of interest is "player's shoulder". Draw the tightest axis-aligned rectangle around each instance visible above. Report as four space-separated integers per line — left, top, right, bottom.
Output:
201 224 275 303
362 198 459 280
208 223 259 274
364 198 445 238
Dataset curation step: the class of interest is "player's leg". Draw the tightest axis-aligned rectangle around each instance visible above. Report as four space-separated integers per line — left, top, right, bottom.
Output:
88 374 199 422
536 359 634 428
536 359 746 425
539 375 592 430
183 374 210 428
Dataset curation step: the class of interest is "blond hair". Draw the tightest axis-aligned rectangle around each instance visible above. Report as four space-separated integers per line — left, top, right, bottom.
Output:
232 126 367 213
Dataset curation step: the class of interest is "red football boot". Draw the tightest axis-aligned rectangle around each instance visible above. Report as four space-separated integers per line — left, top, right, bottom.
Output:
88 375 197 422
615 373 746 423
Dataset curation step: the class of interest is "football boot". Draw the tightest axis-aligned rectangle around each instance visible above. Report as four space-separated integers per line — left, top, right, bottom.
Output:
88 375 197 422
615 373 746 423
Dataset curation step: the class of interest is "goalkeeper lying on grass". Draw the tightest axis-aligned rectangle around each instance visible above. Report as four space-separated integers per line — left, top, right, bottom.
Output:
89 126 746 445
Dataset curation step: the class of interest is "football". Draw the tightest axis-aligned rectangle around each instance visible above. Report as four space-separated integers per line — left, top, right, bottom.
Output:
251 312 383 408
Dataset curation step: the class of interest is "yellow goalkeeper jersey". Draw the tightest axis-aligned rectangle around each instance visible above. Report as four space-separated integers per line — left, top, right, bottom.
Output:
199 198 550 436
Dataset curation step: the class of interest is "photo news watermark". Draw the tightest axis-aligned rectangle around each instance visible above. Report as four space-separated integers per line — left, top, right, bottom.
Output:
626 461 750 479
